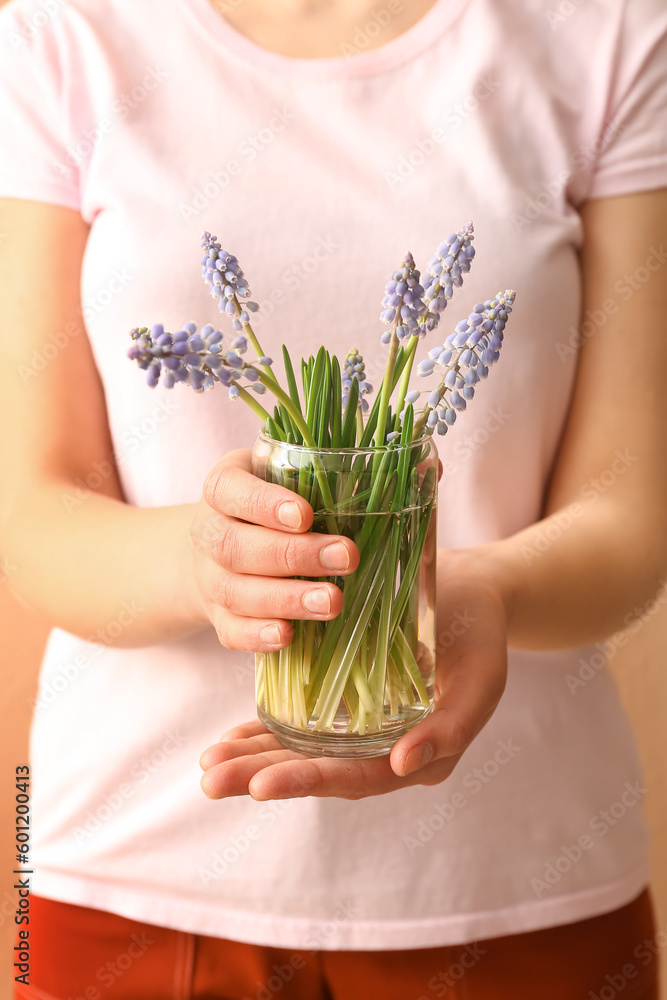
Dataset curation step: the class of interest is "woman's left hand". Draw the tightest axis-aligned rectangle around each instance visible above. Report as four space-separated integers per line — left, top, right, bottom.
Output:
199 554 508 800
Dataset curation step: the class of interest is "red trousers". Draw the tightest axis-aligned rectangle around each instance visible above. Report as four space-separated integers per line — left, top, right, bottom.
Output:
14 890 659 1000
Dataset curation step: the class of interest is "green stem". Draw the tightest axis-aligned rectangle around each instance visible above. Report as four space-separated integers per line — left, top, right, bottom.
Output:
412 345 464 439
392 626 429 706
394 335 419 416
374 328 400 448
236 386 272 423
231 298 279 386
256 373 317 448
255 373 338 527
356 405 364 447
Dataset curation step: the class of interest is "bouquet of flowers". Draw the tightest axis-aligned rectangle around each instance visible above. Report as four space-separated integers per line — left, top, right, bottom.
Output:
128 225 515 756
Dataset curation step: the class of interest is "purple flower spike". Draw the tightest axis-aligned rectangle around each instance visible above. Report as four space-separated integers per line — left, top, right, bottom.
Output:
413 288 516 433
379 252 426 342
201 231 259 315
441 290 516 373
419 223 475 336
342 349 373 407
127 322 266 396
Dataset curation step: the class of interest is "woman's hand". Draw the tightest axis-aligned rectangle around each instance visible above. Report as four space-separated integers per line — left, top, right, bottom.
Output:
190 449 360 652
199 553 508 799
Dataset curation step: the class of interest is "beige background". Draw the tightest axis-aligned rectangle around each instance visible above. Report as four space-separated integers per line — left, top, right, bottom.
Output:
2 587 667 998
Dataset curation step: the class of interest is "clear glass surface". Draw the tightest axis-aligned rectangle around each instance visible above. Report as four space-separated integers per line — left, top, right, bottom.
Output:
252 433 438 757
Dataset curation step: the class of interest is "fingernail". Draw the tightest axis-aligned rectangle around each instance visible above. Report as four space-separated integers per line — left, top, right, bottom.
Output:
259 623 282 645
277 501 302 529
303 588 331 615
320 541 350 571
403 743 433 776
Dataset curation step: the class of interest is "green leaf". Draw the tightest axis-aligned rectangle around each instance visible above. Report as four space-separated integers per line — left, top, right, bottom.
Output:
315 350 332 448
331 354 342 449
341 376 359 447
301 358 310 407
266 415 287 442
278 401 300 442
392 403 414 511
306 347 326 434
389 500 434 643
282 344 302 412
359 344 411 448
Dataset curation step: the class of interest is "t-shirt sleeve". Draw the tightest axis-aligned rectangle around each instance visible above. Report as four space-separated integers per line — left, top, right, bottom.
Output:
587 0 667 201
0 0 80 210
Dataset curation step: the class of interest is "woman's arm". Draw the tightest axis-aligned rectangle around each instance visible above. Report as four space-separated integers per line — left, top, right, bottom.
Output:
460 188 667 649
0 199 358 648
0 199 206 644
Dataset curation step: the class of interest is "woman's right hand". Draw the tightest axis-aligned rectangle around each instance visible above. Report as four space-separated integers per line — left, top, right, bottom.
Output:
190 449 360 652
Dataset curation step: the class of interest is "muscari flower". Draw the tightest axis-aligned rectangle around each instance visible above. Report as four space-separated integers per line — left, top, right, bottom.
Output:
341 348 373 413
201 231 259 328
419 222 475 334
416 289 516 435
127 322 272 398
379 252 427 342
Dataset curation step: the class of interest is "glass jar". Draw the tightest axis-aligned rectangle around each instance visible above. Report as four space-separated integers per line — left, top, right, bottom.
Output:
251 433 438 758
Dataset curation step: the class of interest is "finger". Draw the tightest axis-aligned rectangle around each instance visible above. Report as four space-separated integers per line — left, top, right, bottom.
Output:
204 452 313 532
219 720 272 742
199 732 281 771
209 518 359 578
210 606 293 652
390 601 507 778
212 571 344 622
247 755 402 801
200 748 304 799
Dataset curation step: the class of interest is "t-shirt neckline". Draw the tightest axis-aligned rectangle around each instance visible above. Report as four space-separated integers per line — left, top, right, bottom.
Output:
182 0 471 77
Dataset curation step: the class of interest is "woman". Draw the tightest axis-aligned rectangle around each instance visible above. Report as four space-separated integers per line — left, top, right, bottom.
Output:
1 0 666 996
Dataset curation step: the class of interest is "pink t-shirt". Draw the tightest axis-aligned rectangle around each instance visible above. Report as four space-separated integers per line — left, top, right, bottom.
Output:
2 0 666 950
